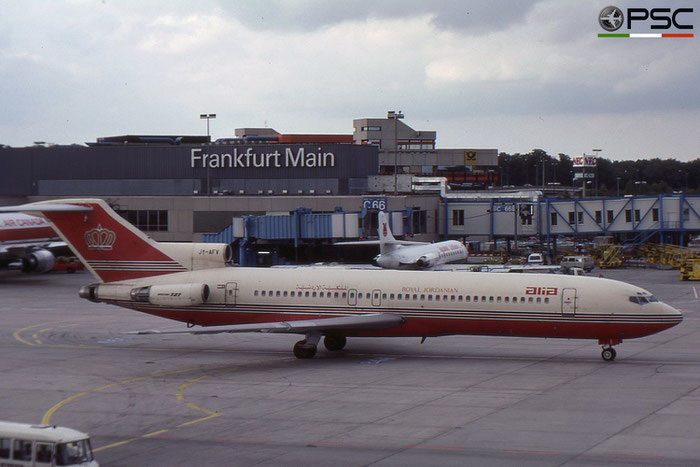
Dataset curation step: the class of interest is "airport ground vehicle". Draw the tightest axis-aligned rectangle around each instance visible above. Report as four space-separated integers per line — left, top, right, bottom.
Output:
680 259 700 281
0 421 98 466
526 253 544 264
560 256 595 273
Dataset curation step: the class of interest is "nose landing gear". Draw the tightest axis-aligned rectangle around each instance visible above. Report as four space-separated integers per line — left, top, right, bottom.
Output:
599 338 622 361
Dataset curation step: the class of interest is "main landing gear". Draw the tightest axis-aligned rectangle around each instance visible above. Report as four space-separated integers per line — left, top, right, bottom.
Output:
599 338 622 361
293 334 347 359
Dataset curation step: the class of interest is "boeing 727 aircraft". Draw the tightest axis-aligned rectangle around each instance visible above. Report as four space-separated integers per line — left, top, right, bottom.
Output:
338 211 468 269
0 199 682 361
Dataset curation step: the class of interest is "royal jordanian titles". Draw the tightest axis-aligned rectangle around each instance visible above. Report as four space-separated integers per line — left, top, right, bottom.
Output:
0 199 682 361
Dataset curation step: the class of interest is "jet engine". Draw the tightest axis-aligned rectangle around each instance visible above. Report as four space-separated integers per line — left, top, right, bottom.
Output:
415 252 439 269
21 249 55 273
130 283 210 307
372 254 400 269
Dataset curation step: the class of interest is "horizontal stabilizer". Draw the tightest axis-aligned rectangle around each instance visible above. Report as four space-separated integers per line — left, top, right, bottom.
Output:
130 313 404 336
0 203 93 213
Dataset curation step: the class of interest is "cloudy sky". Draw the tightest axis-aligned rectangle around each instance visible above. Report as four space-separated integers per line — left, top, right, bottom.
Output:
1 0 698 161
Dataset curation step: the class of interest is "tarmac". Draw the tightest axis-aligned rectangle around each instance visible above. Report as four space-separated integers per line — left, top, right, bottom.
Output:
1 267 699 466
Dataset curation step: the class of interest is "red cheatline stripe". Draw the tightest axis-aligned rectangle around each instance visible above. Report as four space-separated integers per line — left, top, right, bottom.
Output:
662 33 694 38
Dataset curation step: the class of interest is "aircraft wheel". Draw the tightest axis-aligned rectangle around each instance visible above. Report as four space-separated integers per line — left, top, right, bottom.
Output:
324 335 347 351
601 347 617 361
293 340 317 359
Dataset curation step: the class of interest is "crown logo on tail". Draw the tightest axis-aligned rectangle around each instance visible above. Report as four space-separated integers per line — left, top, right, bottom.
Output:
84 224 116 250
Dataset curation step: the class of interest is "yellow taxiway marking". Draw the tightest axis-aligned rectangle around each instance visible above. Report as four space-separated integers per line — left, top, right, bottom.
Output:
43 359 286 453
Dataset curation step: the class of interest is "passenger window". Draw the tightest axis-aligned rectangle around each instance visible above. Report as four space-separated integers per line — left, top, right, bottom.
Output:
458 296 463 302
305 291 310 297
489 297 494 302
466 296 471 302
497 297 502 303
420 294 425 300
268 290 273 296
334 292 339 298
13 439 33 461
520 297 525 303
36 443 52 463
397 294 402 300
382 293 387 299
443 295 448 301
312 292 317 298
276 291 281 297
283 291 288 297
254 290 259 296
342 292 347 298
536 297 542 303
358 293 363 299
0 438 9 459
291 291 296 297
451 295 456 302
261 291 266 297
505 297 510 303
544 297 549 304
435 295 439 301
390 293 395 300
481 296 486 302
528 297 534 303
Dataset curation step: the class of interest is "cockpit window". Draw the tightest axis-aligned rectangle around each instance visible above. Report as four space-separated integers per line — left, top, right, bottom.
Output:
629 294 658 305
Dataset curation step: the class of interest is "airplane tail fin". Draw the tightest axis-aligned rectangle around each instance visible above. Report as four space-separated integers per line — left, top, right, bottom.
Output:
377 211 398 253
1 199 188 283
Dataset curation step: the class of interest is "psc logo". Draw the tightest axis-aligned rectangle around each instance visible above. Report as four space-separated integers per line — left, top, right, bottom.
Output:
599 5 693 32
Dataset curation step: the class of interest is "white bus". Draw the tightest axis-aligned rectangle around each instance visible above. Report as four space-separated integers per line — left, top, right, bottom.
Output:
0 421 98 467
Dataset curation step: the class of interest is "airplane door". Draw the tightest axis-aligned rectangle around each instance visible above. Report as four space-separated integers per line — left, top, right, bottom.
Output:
225 282 238 306
371 289 382 307
348 289 358 306
561 288 576 315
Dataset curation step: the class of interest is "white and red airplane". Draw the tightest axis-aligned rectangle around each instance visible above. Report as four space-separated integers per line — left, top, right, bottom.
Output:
338 211 469 269
0 199 683 361
0 212 63 273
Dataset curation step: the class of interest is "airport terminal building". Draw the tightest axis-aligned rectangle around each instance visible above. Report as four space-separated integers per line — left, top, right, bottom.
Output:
0 116 498 244
1 115 697 265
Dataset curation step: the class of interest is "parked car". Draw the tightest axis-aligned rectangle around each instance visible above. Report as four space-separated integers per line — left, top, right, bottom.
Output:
52 256 84 273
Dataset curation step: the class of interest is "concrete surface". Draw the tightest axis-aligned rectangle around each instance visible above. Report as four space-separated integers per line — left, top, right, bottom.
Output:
0 267 698 466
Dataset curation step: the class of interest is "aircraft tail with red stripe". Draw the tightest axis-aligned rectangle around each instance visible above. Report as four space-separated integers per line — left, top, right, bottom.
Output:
0 199 231 283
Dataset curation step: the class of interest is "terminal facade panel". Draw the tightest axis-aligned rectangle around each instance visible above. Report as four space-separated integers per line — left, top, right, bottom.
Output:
445 195 700 244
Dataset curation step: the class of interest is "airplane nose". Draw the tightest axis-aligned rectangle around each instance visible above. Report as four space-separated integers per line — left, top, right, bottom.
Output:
667 304 684 324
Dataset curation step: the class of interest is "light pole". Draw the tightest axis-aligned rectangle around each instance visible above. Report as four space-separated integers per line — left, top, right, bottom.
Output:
200 113 216 141
200 113 216 194
387 110 404 195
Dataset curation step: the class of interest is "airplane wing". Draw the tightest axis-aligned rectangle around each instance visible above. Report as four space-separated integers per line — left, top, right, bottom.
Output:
335 240 426 246
130 313 404 336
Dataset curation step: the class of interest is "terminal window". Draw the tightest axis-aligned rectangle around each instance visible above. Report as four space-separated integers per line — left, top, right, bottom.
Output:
452 210 465 226
118 210 168 231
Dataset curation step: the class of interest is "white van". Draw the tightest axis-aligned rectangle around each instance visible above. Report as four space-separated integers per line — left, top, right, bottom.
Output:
561 255 595 272
0 421 98 466
527 253 544 264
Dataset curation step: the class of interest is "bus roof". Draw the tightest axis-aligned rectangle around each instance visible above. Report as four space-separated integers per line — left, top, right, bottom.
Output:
0 421 90 443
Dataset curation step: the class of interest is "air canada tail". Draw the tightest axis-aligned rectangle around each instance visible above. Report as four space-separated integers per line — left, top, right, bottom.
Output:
0 199 231 283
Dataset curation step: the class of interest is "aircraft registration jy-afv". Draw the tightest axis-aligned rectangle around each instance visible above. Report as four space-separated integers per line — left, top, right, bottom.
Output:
0 199 682 361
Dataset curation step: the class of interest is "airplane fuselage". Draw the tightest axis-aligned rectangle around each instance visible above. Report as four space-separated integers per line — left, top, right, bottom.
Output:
89 267 682 343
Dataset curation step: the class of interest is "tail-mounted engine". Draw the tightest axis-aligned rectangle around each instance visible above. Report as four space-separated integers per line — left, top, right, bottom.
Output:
130 283 210 307
80 282 210 307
